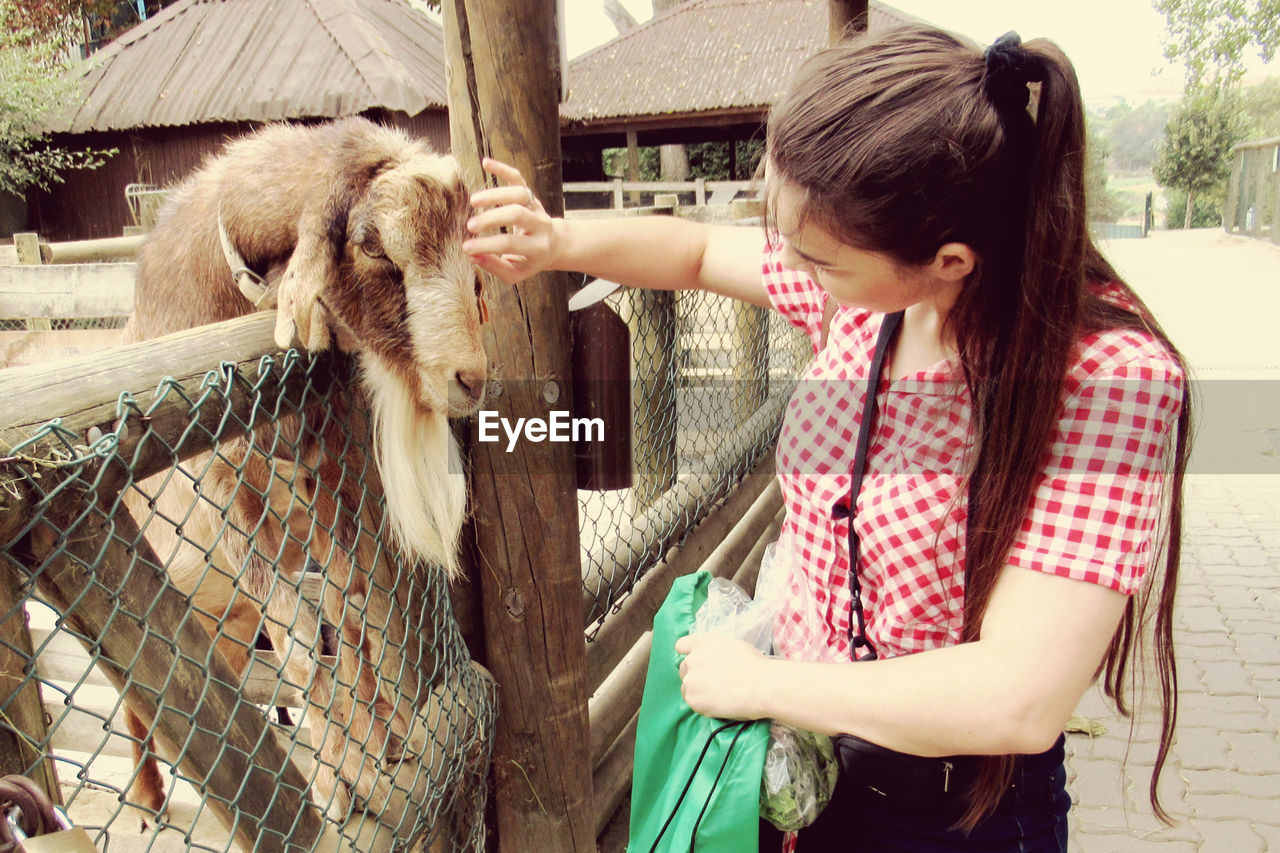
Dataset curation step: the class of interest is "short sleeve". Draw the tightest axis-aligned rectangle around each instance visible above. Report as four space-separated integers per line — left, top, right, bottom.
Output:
762 239 828 350
1006 336 1185 595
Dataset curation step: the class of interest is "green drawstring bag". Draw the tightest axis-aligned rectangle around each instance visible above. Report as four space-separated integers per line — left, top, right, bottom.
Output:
629 571 770 853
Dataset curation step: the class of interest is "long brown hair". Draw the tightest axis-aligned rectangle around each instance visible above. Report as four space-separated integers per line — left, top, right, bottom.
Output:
766 26 1191 831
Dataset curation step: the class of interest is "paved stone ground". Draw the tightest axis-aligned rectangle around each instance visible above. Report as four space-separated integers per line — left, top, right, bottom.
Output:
1066 230 1280 850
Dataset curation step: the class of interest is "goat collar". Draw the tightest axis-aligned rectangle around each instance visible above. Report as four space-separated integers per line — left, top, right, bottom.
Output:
217 205 278 310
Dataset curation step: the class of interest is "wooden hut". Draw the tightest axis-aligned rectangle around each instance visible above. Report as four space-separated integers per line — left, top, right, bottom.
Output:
27 0 450 240
560 0 921 178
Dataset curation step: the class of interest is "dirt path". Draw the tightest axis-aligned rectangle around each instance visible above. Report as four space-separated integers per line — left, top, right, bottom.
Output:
1101 228 1280 376
1101 228 1280 476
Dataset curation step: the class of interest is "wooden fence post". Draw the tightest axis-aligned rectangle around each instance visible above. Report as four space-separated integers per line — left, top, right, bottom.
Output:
627 131 642 206
13 233 51 332
625 288 678 511
1254 147 1264 236
1225 148 1244 234
732 302 769 425
443 2 594 850
0 565 62 805
1271 145 1280 245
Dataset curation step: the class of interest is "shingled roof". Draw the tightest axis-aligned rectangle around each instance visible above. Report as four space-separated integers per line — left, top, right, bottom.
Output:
563 0 922 125
56 0 446 133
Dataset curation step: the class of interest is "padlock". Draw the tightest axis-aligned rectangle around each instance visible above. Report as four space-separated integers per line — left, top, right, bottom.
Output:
16 825 100 853
5 802 101 853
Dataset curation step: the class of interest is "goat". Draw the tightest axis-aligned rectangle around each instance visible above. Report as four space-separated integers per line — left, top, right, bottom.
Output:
120 117 487 827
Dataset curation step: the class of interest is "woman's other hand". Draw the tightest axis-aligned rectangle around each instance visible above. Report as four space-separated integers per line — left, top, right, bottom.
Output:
464 158 561 285
674 634 770 720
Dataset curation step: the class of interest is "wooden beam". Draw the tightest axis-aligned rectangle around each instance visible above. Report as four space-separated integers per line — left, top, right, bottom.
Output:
443 0 594 849
626 287 678 511
12 498 325 852
30 624 312 708
589 631 651 769
591 710 638 838
0 263 135 319
0 565 62 805
42 235 145 264
0 314 335 490
581 391 788 626
585 464 779 692
560 107 767 139
1272 162 1280 245
1224 149 1244 234
12 233 51 333
626 130 642 206
731 302 769 425
12 233 41 266
1251 148 1268 237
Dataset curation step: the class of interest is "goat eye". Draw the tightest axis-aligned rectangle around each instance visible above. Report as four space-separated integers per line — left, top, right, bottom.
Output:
361 242 386 260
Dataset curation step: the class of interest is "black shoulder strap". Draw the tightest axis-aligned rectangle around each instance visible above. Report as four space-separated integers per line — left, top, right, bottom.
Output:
845 310 903 661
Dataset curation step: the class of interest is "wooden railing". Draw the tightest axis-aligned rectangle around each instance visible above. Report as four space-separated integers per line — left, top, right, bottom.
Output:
1224 136 1280 242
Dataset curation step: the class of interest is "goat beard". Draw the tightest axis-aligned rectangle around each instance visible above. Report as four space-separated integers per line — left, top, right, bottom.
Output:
360 357 467 579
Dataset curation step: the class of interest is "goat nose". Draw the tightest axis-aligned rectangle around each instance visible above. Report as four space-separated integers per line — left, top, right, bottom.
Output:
455 368 486 401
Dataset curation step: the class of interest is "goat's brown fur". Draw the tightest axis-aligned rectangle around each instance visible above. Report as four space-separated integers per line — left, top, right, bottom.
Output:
121 117 487 825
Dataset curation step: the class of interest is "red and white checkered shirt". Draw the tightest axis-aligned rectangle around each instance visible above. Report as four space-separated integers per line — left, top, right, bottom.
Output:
763 243 1184 662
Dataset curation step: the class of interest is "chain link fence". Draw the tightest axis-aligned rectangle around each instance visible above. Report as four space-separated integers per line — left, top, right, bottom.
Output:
578 244 811 634
1 207 810 847
0 317 128 331
1 343 495 851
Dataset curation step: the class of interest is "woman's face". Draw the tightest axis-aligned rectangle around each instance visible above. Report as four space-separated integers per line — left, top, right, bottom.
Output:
771 178 936 314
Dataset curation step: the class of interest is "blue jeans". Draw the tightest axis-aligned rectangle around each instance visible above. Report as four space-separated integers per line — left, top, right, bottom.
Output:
786 736 1070 852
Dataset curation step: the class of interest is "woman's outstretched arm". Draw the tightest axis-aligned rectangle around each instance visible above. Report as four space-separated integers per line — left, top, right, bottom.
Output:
464 158 771 307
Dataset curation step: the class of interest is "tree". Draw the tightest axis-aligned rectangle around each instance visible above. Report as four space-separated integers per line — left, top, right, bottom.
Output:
1152 85 1244 228
1096 100 1172 172
1085 123 1125 223
1155 0 1280 85
9 0 182 52
0 1 113 196
1240 75 1280 136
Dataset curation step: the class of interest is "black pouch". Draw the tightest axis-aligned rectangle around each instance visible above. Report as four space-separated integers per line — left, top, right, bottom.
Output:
833 733 976 811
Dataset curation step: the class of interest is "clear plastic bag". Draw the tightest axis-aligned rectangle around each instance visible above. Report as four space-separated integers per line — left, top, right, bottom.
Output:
759 721 838 831
690 575 775 652
687 537 840 832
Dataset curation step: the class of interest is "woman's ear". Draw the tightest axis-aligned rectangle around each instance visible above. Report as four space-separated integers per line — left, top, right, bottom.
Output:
930 242 977 281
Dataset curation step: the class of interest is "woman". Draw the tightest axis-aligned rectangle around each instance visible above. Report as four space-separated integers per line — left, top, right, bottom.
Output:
463 26 1190 852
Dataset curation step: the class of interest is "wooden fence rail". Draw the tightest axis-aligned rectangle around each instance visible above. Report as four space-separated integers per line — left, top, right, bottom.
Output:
564 179 757 208
0 263 134 318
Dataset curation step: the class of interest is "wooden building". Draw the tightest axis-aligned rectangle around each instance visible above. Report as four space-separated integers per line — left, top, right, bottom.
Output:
26 0 923 239
27 0 450 240
559 0 920 178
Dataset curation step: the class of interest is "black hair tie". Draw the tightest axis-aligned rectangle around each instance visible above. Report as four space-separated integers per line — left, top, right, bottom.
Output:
982 31 1046 113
